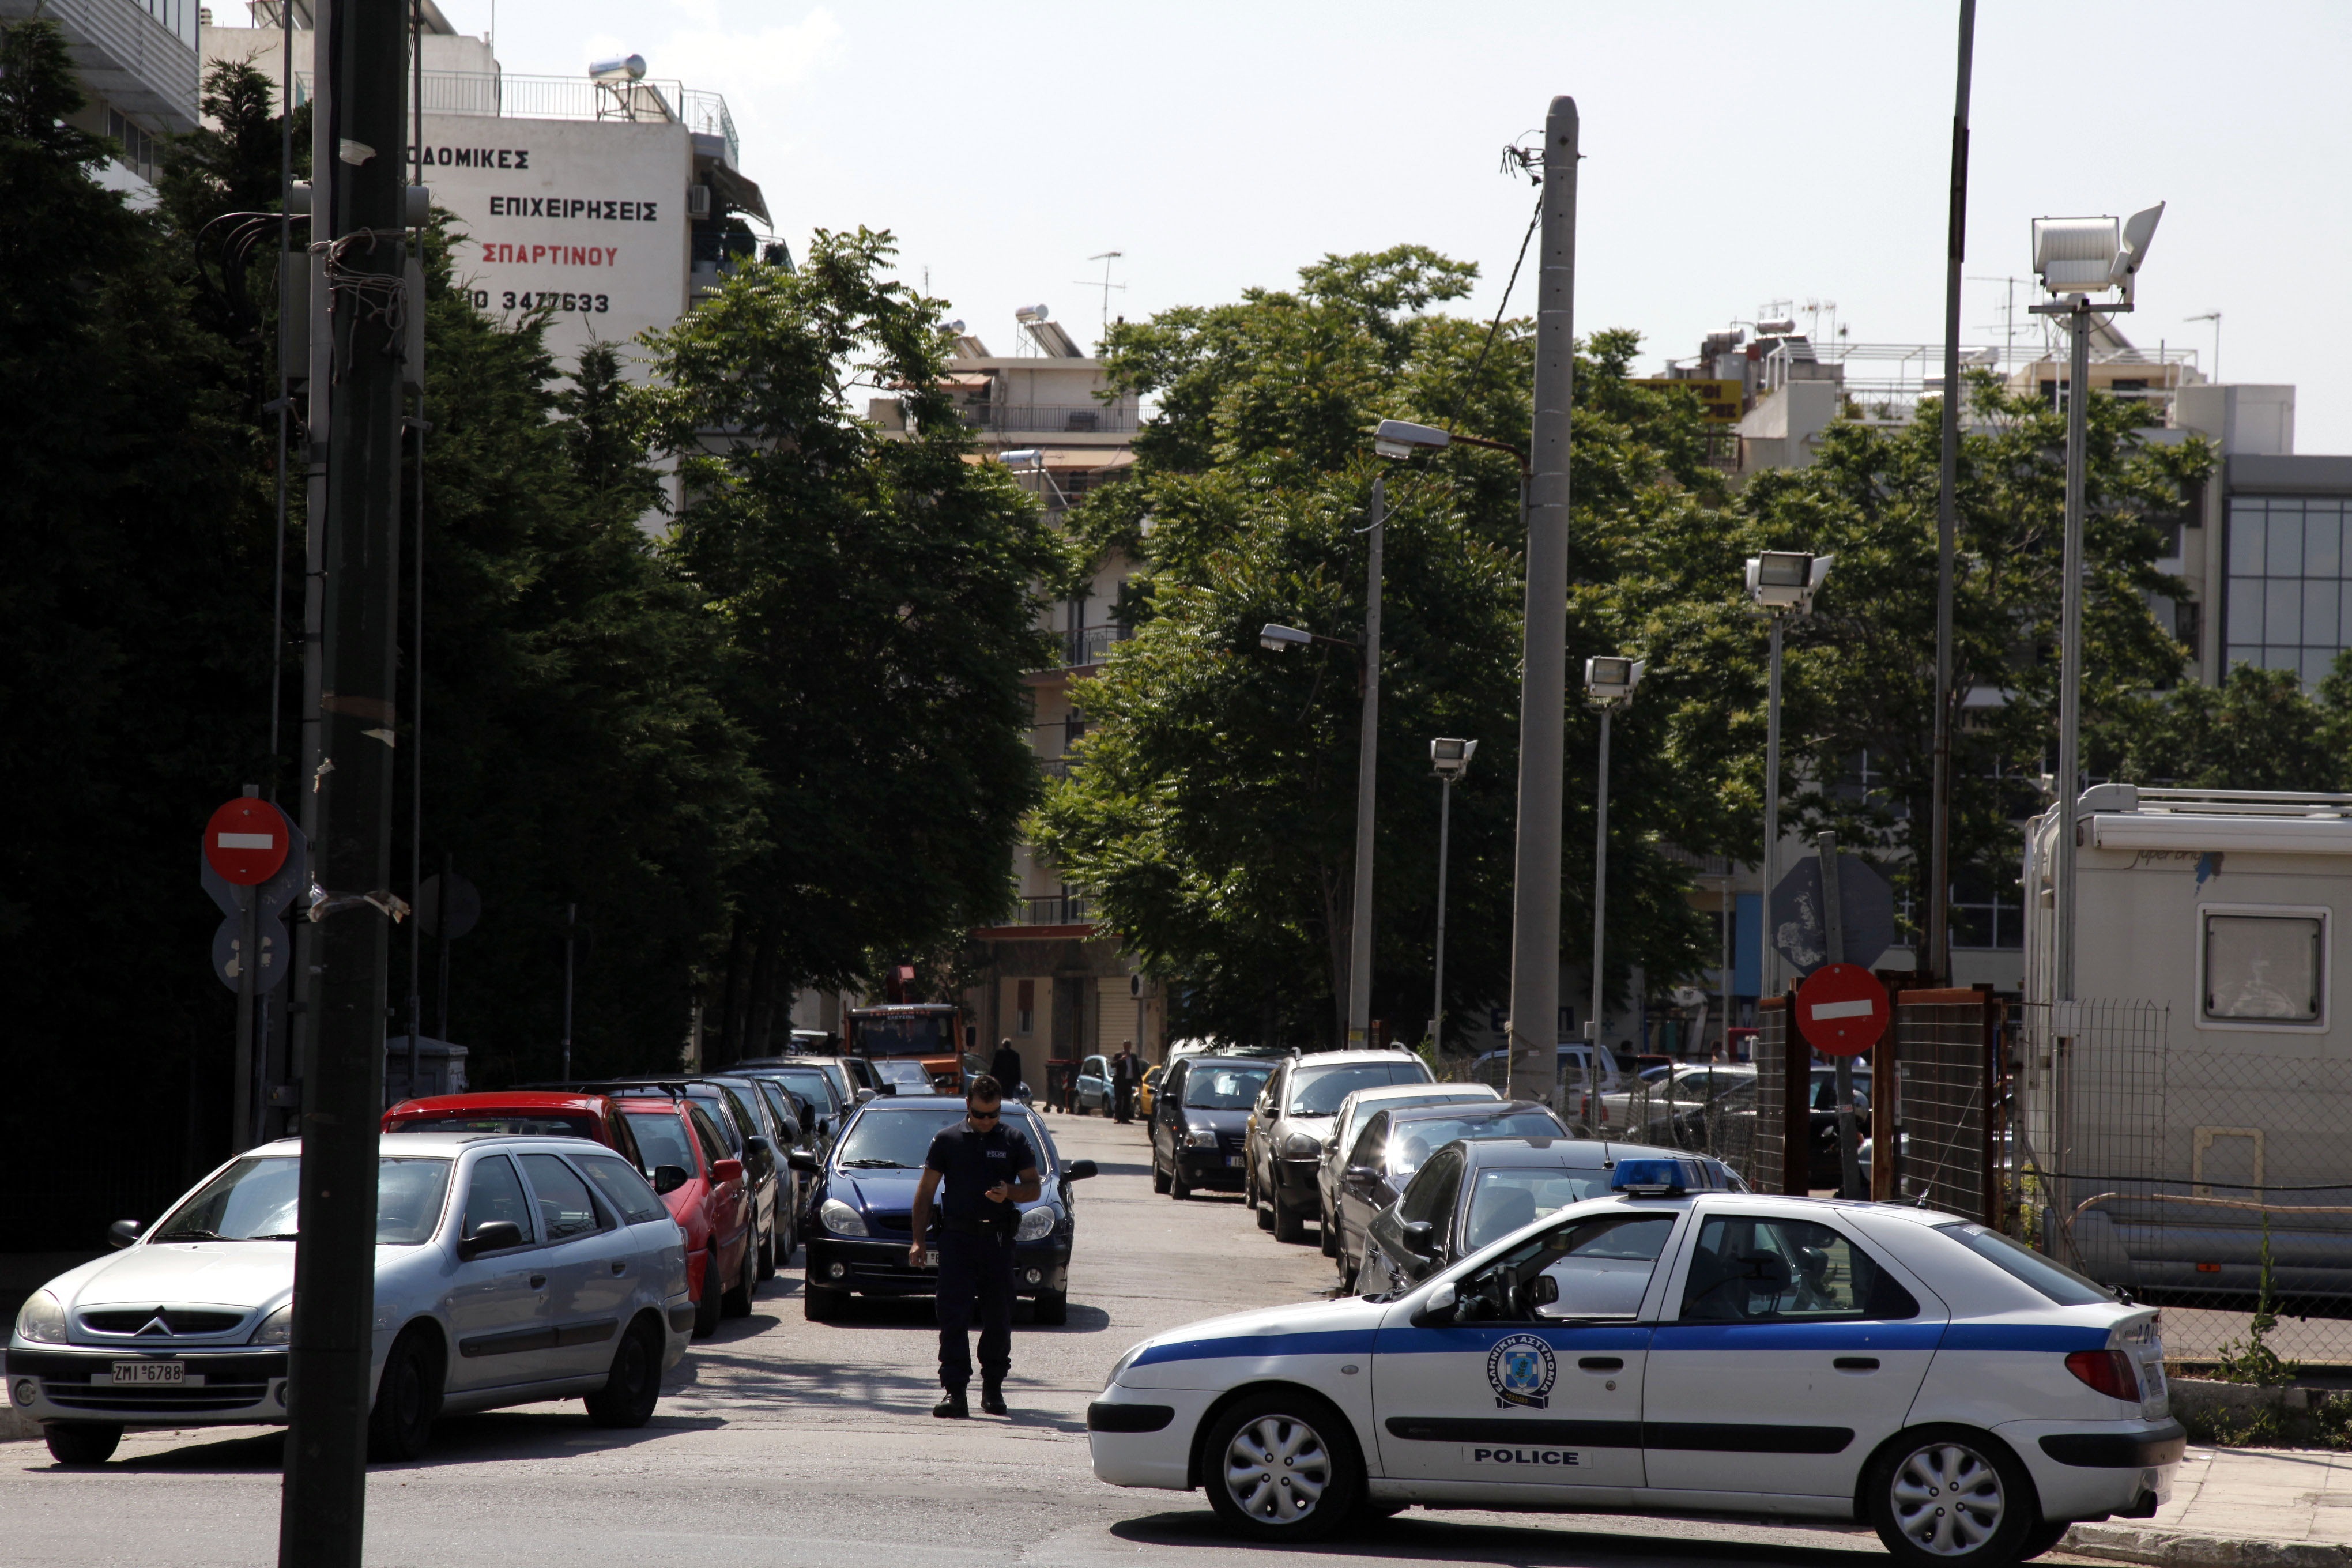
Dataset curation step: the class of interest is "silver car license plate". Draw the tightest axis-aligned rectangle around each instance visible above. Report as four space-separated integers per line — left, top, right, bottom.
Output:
111 1360 184 1385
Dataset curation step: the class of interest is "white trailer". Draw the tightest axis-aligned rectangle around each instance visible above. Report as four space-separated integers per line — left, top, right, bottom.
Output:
2019 785 2352 1310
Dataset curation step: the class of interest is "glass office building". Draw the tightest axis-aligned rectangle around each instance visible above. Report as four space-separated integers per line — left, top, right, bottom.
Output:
2226 493 2352 687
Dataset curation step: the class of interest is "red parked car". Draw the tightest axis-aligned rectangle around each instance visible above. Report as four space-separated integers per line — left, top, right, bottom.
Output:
382 1090 752 1337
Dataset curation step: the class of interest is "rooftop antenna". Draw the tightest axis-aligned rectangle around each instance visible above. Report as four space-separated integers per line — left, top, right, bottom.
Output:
2186 310 2220 382
1076 251 1125 347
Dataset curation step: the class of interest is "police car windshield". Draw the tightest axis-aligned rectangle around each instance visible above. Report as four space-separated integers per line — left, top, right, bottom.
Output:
1183 1064 1272 1109
1389 1112 1563 1176
1289 1062 1427 1115
1935 1221 2115 1306
836 1106 1045 1170
1463 1167 1615 1250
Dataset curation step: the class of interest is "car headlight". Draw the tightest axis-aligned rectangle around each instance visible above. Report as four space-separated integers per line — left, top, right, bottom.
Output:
13 1291 66 1344
251 1302 293 1345
1015 1205 1057 1243
1281 1130 1322 1158
1185 1127 1219 1148
819 1198 868 1238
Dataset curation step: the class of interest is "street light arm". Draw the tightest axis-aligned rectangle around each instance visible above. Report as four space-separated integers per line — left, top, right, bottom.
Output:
1443 432 1532 477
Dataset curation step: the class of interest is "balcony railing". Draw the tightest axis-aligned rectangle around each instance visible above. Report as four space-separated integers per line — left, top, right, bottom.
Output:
1010 894 1092 926
1061 625 1131 669
955 404 1137 435
1037 756 1074 781
294 71 740 167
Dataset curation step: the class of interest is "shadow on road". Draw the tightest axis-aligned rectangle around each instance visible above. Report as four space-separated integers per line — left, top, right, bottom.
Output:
48 1405 726 1477
1109 1509 1884 1565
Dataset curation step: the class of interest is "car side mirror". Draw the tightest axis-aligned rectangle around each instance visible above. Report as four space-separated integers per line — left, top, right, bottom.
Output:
816 1117 831 1136
1411 1281 1458 1328
1525 1274 1560 1309
785 1149 820 1174
854 1088 877 1104
877 1083 898 1096
713 1158 744 1185
1344 1165 1378 1188
745 1134 773 1159
107 1218 142 1250
1066 1159 1098 1181
777 1117 801 1144
457 1219 524 1261
1401 1219 1437 1257
652 1164 689 1194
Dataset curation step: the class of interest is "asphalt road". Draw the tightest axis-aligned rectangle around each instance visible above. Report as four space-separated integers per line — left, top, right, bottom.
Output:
0 1110 1948 1567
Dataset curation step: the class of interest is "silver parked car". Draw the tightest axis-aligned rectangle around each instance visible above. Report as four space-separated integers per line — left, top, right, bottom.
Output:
6 1133 691 1467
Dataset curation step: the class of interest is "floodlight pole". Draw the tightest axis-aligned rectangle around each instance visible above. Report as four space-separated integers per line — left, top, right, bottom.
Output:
1762 613 1787 1000
1345 476 1384 1045
1506 95 1578 1109
1929 0 1977 986
1431 764 1458 1050
1585 704 1614 1121
2038 292 2101 1003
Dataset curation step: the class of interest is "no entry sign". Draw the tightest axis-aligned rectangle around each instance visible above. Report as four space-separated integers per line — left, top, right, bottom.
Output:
1795 962 1887 1056
203 797 291 886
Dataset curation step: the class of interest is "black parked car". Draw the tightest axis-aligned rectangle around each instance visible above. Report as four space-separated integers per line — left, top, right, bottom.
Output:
1353 1135 1746 1296
1148 1053 1278 1200
1327 1099 1570 1280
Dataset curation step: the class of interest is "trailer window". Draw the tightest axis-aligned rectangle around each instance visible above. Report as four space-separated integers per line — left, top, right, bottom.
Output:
2203 912 2323 1024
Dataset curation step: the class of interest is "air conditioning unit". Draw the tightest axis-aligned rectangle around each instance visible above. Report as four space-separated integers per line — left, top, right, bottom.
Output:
685 184 713 220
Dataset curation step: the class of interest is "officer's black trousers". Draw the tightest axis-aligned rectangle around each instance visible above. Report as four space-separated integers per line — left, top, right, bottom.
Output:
935 1229 1013 1390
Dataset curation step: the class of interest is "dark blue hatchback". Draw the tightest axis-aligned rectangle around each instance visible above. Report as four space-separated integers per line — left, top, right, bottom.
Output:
789 1096 1096 1325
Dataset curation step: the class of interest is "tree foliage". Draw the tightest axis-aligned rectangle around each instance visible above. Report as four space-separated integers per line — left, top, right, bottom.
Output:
2102 656 2352 791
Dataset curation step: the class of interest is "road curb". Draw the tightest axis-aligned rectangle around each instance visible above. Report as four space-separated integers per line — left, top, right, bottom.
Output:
2064 1523 2352 1568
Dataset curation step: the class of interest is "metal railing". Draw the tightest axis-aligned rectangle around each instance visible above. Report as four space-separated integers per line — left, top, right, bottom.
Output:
955 404 1137 435
1060 624 1132 668
1010 894 1092 926
1036 756 1074 781
293 71 740 167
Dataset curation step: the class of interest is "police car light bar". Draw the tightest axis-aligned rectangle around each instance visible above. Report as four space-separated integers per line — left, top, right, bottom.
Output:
1610 1158 1694 1197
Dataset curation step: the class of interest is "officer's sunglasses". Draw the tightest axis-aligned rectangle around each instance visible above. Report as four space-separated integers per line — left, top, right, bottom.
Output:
966 1106 1002 1122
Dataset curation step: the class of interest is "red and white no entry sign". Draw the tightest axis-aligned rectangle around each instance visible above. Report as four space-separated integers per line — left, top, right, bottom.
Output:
203 797 291 886
1795 962 1887 1056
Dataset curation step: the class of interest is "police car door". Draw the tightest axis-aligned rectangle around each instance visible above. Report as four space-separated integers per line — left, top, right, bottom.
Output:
1641 1205 1946 1502
1371 1209 1682 1499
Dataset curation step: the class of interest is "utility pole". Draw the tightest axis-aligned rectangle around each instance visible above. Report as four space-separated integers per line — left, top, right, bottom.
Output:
1505 95 1578 1109
278 0 408 1559
1345 478 1384 1045
1929 0 1976 986
1818 831 1863 1198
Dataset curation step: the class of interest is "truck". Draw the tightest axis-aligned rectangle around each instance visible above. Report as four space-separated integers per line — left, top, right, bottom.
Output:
2019 783 2352 1319
843 1002 971 1095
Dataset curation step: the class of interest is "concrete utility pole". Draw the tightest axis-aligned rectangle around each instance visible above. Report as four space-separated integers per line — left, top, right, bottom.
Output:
1928 0 1976 986
279 0 408 1558
1345 477 1385 1045
1505 95 1578 1108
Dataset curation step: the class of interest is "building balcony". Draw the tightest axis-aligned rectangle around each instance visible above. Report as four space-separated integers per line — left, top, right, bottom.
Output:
1038 756 1074 781
1012 894 1092 926
1061 624 1130 669
292 69 740 167
955 404 1137 436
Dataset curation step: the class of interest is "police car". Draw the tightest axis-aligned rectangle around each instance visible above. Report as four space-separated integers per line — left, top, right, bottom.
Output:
1088 1159 2181 1563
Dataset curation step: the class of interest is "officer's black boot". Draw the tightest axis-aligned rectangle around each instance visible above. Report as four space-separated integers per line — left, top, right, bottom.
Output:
980 1382 1008 1415
933 1387 969 1419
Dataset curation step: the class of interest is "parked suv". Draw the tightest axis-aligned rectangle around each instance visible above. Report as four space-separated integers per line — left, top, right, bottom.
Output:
1245 1049 1431 1244
1148 1051 1279 1199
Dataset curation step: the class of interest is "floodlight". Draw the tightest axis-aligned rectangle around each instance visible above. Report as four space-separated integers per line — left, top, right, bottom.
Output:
2034 203 2162 302
1259 623 1313 653
588 54 647 84
1430 737 1478 777
2112 203 2165 304
1584 655 1646 708
1746 551 1833 612
1371 419 1452 461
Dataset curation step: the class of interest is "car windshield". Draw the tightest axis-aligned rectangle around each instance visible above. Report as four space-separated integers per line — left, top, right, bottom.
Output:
1935 1221 2116 1306
855 1015 953 1058
835 1107 1047 1171
153 1155 452 1245
766 1069 835 1109
1289 1062 1428 1115
1388 1111 1563 1177
388 1113 598 1138
1462 1166 1616 1250
873 1060 933 1089
622 1110 698 1175
1184 1064 1272 1109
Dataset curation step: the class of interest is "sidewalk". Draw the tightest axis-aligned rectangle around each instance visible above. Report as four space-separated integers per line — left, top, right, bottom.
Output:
2066 1445 2352 1568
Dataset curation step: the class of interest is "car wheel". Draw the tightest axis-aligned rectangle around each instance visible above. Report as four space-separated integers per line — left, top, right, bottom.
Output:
42 1421 121 1467
1273 1191 1307 1245
1152 1152 1171 1195
1170 1162 1192 1201
1033 1290 1069 1326
583 1316 663 1428
1247 1162 1272 1230
692 1246 724 1337
366 1326 443 1463
722 1233 757 1317
2016 1520 2073 1561
803 1285 848 1322
1867 1427 2035 1568
1201 1388 1365 1543
1319 1200 1339 1258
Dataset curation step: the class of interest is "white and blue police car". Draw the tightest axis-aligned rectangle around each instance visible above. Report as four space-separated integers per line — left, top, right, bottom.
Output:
1088 1158 2180 1565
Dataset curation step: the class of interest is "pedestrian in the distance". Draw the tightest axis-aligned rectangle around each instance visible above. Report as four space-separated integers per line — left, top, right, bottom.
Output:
908 1075 1039 1418
990 1036 1024 1099
1111 1040 1140 1124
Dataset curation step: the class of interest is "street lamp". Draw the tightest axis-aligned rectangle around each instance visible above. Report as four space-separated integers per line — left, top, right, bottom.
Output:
2028 202 2163 1004
1580 656 1644 1129
1427 738 1477 1052
1746 551 1833 999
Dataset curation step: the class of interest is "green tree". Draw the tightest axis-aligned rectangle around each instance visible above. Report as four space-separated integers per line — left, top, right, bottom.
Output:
638 229 1067 1058
2102 656 2352 791
1038 248 1731 1049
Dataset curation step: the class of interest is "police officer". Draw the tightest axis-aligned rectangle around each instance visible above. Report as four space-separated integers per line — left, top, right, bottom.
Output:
909 1075 1039 1418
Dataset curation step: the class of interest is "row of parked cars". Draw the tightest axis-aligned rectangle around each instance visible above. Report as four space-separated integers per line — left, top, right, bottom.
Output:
1140 1045 1749 1292
5 1050 1083 1469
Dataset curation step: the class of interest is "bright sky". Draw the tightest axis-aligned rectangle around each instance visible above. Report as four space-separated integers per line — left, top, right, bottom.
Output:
433 0 2352 452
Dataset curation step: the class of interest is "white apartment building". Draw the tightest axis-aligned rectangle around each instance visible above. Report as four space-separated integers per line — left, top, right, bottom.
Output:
2 0 202 198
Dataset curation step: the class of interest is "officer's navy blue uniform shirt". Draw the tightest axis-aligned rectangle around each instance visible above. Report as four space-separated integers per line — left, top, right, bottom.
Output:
924 1120 1039 1233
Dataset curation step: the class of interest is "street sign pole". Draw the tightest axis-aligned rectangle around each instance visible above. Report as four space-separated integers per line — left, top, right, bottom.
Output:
237 885 259 1149
279 0 408 1557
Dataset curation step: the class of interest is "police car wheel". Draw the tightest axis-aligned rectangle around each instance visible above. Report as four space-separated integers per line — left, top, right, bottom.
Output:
1203 1390 1363 1542
1868 1427 2033 1567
